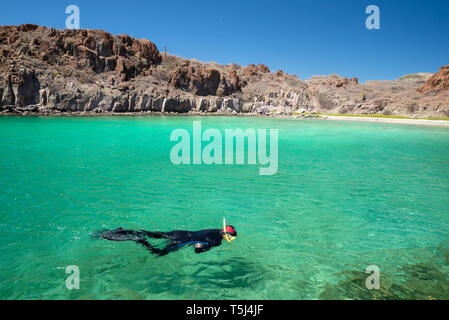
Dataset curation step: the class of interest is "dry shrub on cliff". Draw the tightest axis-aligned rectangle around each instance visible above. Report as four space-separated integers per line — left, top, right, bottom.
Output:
151 68 170 82
229 63 241 70
285 78 303 88
160 55 182 71
317 92 334 110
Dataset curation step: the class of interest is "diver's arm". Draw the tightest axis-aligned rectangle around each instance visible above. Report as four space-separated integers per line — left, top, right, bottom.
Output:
194 238 223 253
194 243 212 254
157 243 181 257
136 239 162 255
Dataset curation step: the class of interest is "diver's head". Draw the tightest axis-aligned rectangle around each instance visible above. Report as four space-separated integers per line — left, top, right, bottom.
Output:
222 225 237 242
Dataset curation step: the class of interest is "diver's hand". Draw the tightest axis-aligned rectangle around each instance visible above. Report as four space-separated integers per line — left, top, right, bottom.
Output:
194 243 211 254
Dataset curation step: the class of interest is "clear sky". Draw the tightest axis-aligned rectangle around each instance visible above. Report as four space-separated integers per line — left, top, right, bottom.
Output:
1 0 448 82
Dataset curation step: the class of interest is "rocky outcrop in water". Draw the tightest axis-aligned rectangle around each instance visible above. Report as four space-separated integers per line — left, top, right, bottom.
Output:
0 24 447 117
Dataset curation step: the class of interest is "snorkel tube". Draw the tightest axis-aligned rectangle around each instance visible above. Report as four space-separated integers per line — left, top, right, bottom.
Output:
223 218 236 243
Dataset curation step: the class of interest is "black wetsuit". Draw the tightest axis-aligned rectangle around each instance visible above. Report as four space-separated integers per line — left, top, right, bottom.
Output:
99 227 223 257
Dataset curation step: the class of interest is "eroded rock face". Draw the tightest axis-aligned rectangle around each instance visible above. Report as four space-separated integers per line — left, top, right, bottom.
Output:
163 97 191 113
1 75 15 106
16 68 40 106
0 24 447 117
418 65 449 94
242 64 271 79
169 63 222 96
0 25 161 82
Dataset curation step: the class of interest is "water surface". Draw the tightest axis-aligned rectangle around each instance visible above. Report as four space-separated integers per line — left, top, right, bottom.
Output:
0 116 448 299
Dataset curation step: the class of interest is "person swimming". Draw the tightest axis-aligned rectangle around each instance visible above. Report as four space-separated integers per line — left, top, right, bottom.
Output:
97 219 237 257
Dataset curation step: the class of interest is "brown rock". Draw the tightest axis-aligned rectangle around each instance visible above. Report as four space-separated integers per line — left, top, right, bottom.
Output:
257 64 270 73
229 69 242 92
0 25 162 82
335 77 349 87
169 64 222 96
18 24 39 32
116 57 135 81
242 64 270 79
76 45 104 72
349 77 359 84
242 64 259 78
418 65 449 94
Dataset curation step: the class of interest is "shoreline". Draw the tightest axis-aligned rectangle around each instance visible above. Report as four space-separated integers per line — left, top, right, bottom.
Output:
323 115 449 127
1 111 449 127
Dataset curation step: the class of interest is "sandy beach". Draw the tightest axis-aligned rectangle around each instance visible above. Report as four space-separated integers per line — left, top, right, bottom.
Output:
324 115 449 127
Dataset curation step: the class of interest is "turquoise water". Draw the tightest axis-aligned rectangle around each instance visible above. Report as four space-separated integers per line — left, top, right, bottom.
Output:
0 116 448 300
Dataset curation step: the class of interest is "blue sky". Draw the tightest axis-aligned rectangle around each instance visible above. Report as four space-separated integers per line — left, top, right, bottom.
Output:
1 0 448 82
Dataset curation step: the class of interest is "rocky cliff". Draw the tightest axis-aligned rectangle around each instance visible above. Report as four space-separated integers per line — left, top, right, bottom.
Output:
0 24 448 117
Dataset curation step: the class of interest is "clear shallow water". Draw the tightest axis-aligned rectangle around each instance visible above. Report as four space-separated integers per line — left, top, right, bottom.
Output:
0 116 448 300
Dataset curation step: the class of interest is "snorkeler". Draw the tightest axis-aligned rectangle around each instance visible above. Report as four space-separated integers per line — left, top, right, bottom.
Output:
98 219 237 257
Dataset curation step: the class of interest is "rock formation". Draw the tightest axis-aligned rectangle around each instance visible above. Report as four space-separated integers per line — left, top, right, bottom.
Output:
418 65 449 94
1 74 15 106
0 24 447 118
16 68 40 106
